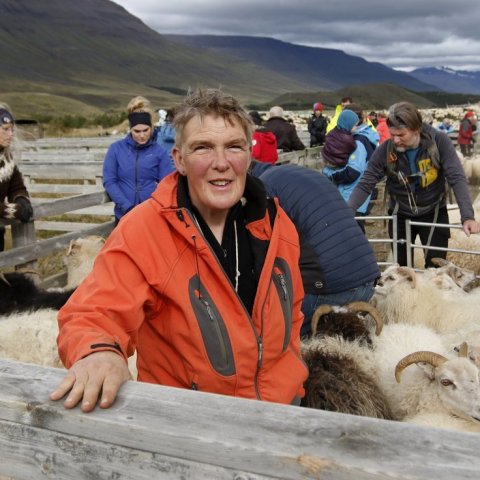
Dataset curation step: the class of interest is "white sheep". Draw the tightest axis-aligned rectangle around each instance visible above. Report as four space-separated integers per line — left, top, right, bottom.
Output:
372 265 480 334
371 322 480 431
0 235 137 378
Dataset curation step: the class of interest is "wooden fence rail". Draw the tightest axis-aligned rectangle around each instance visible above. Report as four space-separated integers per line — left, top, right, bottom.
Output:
1 359 479 480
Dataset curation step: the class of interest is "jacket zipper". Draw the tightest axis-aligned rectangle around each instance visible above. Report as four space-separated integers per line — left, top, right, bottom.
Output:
182 208 263 399
134 150 139 205
200 297 228 366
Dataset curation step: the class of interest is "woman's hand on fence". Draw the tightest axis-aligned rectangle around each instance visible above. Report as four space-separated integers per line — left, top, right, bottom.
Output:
13 196 33 222
50 351 132 413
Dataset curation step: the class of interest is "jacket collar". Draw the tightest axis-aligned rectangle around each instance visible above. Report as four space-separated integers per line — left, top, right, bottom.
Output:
175 172 268 224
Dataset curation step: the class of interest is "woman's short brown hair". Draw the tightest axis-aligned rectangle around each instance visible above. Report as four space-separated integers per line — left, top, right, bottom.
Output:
173 88 254 147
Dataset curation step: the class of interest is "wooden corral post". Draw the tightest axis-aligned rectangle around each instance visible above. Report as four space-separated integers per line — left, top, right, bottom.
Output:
1 359 479 480
8 221 37 270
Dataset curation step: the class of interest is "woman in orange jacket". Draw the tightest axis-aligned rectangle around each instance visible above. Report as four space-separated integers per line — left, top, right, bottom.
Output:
51 88 308 412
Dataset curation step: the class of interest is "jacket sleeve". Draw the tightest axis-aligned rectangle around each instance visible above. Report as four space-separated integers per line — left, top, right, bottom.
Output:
7 166 29 202
290 127 305 151
436 133 475 222
348 143 387 211
57 227 157 367
102 143 134 214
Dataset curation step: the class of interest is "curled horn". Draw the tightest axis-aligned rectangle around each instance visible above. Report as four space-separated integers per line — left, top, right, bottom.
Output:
457 342 468 357
395 351 448 383
431 257 449 267
311 304 334 336
66 239 76 256
344 301 383 336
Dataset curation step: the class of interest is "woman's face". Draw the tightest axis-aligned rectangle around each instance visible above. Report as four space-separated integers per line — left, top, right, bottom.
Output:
173 114 251 224
130 124 152 145
0 124 14 149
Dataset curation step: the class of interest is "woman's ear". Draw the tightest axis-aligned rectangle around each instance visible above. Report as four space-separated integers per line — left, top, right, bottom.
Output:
172 146 185 175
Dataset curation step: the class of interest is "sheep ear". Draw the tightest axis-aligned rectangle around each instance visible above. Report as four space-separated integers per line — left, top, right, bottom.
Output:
398 267 416 288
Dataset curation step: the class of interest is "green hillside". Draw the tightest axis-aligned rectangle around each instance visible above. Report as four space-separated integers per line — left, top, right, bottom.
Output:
0 0 308 116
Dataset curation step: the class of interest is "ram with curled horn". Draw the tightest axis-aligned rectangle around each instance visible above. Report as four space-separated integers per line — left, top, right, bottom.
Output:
311 301 383 344
395 351 448 383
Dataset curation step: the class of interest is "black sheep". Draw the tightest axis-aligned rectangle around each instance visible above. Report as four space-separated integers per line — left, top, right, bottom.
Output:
0 272 74 314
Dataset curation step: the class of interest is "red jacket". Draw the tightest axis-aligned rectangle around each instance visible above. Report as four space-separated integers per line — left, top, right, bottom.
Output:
457 118 474 145
57 173 307 404
376 118 391 144
252 130 278 164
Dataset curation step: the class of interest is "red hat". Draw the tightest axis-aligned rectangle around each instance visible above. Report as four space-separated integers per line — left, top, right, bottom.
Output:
465 110 475 118
313 102 323 112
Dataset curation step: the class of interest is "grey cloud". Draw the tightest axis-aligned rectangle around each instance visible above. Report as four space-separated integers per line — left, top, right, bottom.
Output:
113 0 480 71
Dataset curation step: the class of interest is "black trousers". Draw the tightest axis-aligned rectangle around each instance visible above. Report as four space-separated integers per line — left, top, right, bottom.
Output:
388 206 450 268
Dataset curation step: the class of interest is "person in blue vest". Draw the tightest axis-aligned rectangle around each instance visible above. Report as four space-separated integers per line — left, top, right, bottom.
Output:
250 160 380 338
103 96 174 224
157 108 176 168
322 109 371 232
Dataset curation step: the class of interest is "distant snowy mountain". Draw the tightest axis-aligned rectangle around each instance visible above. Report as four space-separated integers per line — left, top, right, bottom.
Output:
410 67 480 94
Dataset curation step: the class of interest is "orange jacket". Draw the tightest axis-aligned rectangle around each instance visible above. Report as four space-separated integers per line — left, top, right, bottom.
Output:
58 173 307 404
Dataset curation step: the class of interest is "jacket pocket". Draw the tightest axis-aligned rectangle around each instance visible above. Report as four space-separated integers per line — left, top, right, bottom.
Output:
271 257 294 352
188 276 236 376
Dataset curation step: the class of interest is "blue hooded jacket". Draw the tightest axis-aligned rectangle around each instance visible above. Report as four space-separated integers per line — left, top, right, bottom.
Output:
157 121 176 167
103 131 175 220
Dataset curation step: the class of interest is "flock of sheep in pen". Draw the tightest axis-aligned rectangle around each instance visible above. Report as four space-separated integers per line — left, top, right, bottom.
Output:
1 233 480 434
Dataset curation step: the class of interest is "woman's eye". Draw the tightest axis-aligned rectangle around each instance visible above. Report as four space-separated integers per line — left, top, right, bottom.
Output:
228 145 245 152
193 145 209 153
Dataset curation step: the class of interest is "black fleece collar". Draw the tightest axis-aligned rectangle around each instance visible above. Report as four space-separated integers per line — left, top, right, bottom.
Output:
176 172 267 224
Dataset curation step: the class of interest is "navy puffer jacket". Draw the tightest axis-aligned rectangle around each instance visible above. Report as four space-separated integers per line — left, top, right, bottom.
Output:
250 162 380 294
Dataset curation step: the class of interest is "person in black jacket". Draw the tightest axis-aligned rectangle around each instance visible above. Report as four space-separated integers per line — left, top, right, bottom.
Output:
307 102 327 147
250 160 380 338
263 106 305 152
0 104 33 251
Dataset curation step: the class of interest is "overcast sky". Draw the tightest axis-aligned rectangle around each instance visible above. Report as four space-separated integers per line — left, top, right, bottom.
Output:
111 0 480 72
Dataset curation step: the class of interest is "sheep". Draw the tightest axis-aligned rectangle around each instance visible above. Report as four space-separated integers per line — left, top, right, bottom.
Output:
0 236 138 374
446 228 480 276
428 257 477 291
301 302 392 419
371 322 480 431
372 264 480 334
63 235 106 289
0 235 106 315
0 271 74 315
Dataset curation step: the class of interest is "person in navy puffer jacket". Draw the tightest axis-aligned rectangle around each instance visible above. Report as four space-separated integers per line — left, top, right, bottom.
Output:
103 96 174 224
250 160 380 338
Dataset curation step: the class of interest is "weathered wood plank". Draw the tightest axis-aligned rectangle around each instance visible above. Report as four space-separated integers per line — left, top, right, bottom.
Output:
20 163 103 179
34 221 103 232
0 221 114 269
32 191 111 218
0 359 479 480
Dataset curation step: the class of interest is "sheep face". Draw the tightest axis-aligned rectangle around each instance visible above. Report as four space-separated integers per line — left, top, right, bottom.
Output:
372 265 416 310
401 356 480 423
433 359 480 422
64 235 105 288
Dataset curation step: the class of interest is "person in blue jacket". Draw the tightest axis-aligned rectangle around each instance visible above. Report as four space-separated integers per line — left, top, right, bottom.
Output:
323 109 371 232
250 160 380 338
157 108 176 168
103 96 174 224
